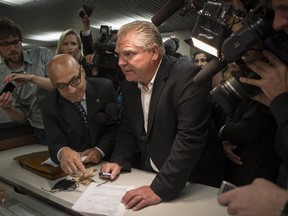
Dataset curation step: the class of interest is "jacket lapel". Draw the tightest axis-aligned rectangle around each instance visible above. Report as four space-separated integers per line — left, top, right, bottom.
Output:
147 56 170 137
86 82 102 146
59 97 91 143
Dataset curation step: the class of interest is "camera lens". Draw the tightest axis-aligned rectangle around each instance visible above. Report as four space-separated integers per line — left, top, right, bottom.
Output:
210 77 248 117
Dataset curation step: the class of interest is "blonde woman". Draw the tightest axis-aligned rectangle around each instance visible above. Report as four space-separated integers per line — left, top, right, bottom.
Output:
56 29 96 77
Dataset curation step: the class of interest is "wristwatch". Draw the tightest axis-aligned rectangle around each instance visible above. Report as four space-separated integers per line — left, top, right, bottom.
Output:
281 201 288 216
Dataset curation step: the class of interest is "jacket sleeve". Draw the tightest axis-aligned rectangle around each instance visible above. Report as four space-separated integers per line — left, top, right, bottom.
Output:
270 92 288 150
80 31 93 55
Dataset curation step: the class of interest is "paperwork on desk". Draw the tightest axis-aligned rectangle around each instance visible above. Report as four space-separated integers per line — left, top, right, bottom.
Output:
72 183 134 216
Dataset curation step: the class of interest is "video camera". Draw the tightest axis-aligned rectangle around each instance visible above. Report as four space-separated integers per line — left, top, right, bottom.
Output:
189 0 288 116
92 25 119 71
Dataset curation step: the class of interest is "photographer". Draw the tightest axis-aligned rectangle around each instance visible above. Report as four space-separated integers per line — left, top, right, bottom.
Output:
218 0 288 215
239 0 288 189
78 7 124 92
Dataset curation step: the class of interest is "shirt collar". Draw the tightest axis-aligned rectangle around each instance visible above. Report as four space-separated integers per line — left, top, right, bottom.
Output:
138 58 163 91
22 50 33 65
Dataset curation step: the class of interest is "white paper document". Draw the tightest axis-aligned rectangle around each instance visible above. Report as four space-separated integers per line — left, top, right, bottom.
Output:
72 183 134 216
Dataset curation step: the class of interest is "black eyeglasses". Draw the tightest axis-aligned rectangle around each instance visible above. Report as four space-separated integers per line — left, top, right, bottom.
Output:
0 39 21 50
41 179 78 193
54 67 82 92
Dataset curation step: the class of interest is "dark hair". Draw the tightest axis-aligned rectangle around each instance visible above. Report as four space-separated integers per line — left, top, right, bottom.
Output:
164 38 180 56
0 18 23 41
193 51 213 62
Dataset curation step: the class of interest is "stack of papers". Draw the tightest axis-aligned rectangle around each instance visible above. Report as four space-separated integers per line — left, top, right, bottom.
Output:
72 183 134 216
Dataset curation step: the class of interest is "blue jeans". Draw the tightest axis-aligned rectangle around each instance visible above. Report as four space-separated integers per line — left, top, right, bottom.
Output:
33 128 47 146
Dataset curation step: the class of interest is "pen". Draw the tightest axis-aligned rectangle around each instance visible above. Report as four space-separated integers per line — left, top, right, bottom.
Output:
96 180 109 187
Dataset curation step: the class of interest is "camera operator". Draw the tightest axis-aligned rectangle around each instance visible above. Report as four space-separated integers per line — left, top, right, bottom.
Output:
218 0 288 215
78 7 124 94
239 0 288 189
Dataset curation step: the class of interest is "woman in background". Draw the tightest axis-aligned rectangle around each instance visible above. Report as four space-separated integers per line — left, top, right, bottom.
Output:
55 29 95 77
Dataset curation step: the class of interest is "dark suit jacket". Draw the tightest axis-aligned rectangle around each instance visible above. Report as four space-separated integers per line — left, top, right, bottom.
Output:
271 92 288 163
80 31 93 55
110 55 211 200
39 78 116 164
222 98 281 185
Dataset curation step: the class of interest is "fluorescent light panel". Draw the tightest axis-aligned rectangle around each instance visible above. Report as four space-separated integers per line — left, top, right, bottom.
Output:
1 0 34 5
91 17 151 31
191 37 219 57
27 32 62 42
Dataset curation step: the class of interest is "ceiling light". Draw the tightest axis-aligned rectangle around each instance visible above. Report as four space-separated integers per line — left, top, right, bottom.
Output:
26 32 62 42
1 0 34 5
91 17 151 31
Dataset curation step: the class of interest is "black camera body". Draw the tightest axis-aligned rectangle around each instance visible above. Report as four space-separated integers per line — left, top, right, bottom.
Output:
78 5 95 18
191 1 288 116
92 25 119 71
93 41 119 70
91 25 124 91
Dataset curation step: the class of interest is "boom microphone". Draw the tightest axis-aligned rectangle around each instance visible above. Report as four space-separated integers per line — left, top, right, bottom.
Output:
96 112 110 125
95 103 120 125
193 57 228 84
151 0 185 27
105 103 120 121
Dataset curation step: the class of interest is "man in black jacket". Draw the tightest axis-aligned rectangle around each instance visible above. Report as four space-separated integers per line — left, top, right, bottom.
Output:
39 54 116 177
100 20 212 210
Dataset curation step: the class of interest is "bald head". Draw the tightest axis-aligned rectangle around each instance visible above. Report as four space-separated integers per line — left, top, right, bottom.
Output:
48 54 86 102
48 54 80 81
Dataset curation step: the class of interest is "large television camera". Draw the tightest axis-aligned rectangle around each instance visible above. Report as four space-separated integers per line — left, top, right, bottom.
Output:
191 0 288 116
92 25 124 91
92 25 119 71
152 0 288 116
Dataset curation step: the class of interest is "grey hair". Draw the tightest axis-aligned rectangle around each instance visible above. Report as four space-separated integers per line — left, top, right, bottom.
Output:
117 20 165 56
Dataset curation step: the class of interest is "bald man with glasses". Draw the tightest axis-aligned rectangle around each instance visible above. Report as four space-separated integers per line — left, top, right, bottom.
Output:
39 54 117 177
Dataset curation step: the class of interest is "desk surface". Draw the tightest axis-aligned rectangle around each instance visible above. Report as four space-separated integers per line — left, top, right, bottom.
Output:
0 144 228 216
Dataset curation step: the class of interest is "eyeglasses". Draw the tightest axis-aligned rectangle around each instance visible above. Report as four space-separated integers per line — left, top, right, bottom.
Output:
0 39 21 50
41 179 78 193
54 67 82 92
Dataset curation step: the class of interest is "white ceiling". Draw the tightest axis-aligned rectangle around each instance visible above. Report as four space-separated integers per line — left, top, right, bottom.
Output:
0 0 199 48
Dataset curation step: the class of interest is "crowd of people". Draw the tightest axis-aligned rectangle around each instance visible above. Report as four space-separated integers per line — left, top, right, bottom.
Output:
0 0 287 215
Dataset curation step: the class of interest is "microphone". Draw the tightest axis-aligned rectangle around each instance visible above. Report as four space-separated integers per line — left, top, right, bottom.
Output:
193 57 228 84
96 103 120 125
105 103 120 121
96 112 111 125
151 0 185 27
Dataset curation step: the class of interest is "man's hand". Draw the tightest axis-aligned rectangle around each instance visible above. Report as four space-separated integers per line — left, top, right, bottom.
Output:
240 50 288 106
59 147 88 177
4 73 33 89
251 92 272 107
121 186 162 211
0 92 14 110
100 162 121 180
223 143 243 165
218 178 288 216
78 7 90 32
80 148 102 164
